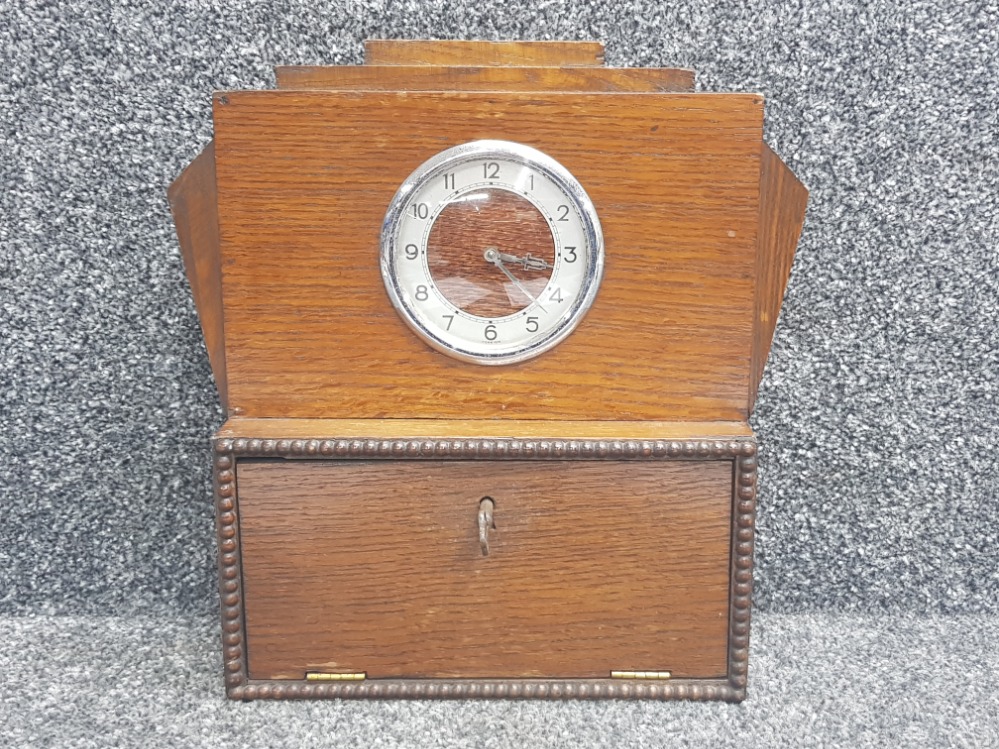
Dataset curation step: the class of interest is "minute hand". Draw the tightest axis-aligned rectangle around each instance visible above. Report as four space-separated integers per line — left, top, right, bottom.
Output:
483 248 547 313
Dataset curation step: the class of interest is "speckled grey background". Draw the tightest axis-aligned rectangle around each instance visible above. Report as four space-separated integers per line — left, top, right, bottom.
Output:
1 2 997 745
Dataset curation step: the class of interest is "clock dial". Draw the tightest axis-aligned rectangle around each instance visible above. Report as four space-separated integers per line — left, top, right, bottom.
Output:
381 140 603 365
427 187 554 318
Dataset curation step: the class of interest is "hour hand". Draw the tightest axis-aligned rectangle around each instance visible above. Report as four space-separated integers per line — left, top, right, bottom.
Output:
494 251 552 272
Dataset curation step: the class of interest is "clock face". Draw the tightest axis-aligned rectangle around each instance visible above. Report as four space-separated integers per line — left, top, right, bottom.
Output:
381 140 603 365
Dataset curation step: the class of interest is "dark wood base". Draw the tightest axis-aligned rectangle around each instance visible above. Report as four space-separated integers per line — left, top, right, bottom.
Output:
213 419 757 701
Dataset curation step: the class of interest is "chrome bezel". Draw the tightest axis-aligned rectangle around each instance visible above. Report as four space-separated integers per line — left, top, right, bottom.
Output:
380 140 604 366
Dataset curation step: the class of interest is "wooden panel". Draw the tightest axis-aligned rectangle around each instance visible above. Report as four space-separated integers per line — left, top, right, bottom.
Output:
167 141 227 409
238 459 733 679
212 91 764 421
750 145 808 408
275 65 694 92
365 39 605 67
216 417 753 441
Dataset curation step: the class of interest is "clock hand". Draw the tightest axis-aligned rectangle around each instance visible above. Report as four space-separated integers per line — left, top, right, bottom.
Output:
483 248 548 313
495 251 552 272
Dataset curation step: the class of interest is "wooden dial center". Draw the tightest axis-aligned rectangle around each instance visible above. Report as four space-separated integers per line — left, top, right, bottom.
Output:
428 187 554 317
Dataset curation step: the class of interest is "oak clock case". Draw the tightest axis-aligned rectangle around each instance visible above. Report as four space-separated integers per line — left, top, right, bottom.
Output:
168 39 809 703
381 140 604 365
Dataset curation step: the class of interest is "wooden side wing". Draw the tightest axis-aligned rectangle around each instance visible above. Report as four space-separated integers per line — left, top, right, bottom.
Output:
750 145 808 408
168 142 228 410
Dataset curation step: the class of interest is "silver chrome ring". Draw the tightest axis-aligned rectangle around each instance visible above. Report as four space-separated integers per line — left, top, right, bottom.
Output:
380 139 604 366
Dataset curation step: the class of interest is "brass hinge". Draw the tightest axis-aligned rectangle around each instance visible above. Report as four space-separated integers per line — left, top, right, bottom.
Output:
610 670 672 680
306 671 367 681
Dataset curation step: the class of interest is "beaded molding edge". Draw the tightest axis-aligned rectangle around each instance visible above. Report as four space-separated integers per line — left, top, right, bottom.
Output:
217 436 756 460
212 435 757 701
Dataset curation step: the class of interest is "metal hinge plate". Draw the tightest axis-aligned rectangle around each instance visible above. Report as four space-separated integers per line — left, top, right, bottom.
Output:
610 670 672 680
306 671 367 681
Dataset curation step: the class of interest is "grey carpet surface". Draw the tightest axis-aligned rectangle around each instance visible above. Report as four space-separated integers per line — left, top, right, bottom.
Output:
2 612 996 748
2 1 998 745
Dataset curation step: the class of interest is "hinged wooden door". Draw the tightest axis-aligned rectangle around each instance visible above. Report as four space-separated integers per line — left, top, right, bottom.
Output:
237 458 734 680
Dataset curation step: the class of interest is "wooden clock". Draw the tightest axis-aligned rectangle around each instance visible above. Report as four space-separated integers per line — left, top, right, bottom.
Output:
168 39 808 702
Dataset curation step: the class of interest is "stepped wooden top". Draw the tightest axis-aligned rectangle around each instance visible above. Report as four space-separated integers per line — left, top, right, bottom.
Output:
169 40 807 421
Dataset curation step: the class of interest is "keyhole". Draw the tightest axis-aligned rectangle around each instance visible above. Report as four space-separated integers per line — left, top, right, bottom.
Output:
478 497 496 556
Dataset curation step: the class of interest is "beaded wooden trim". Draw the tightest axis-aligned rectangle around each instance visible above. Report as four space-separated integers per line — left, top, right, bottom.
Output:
212 435 757 701
217 436 754 460
729 451 758 700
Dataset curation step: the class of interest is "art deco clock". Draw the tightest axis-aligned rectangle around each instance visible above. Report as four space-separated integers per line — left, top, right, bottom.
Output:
168 40 808 702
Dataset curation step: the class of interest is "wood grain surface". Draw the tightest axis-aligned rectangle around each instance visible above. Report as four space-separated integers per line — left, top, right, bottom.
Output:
215 417 753 440
364 39 605 67
212 91 764 421
167 141 228 409
237 459 733 679
750 145 809 408
427 187 554 317
275 64 695 92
